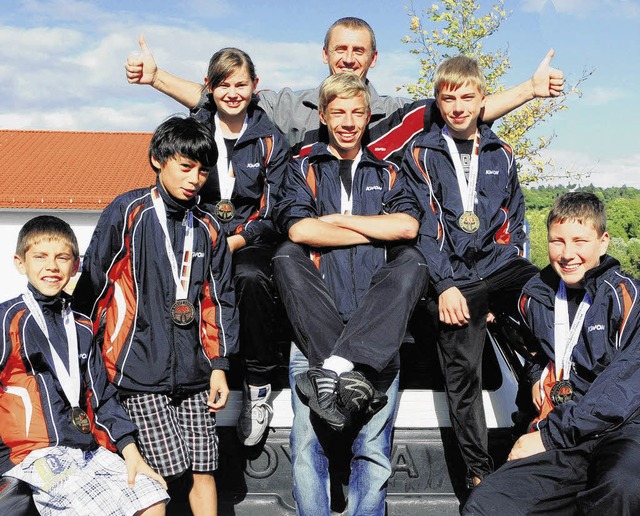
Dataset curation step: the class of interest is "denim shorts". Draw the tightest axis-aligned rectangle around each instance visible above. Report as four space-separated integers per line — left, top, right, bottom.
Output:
122 390 219 477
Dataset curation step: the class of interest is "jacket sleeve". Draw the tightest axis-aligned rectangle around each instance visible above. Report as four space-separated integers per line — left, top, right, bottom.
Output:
403 142 455 294
518 293 548 388
382 163 422 222
72 196 129 320
202 221 238 370
365 99 435 166
539 282 640 450
273 158 318 234
236 130 290 246
501 144 527 255
82 319 137 452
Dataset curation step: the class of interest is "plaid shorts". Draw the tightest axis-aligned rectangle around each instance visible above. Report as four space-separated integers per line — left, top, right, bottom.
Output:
122 390 219 477
4 446 168 516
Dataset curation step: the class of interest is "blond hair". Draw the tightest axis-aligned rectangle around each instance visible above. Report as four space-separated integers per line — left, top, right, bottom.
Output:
318 73 371 116
434 55 487 97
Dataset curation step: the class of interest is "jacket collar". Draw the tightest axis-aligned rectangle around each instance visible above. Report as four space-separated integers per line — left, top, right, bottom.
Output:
414 119 502 152
307 141 390 169
155 179 197 218
524 255 621 309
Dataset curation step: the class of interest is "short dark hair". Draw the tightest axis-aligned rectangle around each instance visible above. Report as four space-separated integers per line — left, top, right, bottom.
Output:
324 17 376 53
16 215 79 259
547 191 607 236
148 115 218 173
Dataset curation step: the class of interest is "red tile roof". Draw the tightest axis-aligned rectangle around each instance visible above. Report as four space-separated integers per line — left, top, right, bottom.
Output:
0 130 155 210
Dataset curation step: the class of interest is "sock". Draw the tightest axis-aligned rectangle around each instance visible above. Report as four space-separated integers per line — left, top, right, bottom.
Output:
322 355 354 376
248 383 271 400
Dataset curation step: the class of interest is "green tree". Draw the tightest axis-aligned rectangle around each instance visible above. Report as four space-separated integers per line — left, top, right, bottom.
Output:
402 0 591 183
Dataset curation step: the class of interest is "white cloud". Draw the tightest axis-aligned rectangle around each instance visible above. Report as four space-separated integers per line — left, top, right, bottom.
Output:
521 0 640 16
541 149 640 188
583 85 627 106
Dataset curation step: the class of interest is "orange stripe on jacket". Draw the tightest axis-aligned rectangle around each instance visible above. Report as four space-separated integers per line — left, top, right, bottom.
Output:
0 309 50 467
412 146 442 240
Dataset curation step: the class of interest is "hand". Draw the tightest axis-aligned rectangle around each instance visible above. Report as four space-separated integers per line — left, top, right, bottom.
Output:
531 49 565 98
508 430 546 461
532 380 543 411
438 287 470 326
207 369 229 412
226 234 246 253
121 442 168 490
125 34 158 85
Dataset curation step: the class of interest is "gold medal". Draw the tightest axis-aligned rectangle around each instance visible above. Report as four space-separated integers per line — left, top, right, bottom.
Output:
171 299 196 326
550 379 574 405
458 211 480 233
215 199 236 222
72 407 91 434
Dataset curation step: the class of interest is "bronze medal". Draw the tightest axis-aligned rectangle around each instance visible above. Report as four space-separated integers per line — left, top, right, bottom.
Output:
72 407 91 434
215 199 236 222
171 299 196 326
550 379 574 405
459 211 480 233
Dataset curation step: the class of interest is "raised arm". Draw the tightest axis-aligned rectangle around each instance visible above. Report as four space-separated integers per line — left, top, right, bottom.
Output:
483 49 564 122
125 34 203 109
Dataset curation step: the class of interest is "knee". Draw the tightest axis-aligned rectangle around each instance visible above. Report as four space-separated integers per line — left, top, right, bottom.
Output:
234 262 271 294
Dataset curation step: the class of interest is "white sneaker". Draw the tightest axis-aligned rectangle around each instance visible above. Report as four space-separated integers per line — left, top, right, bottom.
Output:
237 384 273 446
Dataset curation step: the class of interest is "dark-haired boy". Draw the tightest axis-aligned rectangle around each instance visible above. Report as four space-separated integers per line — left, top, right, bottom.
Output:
74 116 238 516
2 215 168 515
404 55 539 487
464 191 640 514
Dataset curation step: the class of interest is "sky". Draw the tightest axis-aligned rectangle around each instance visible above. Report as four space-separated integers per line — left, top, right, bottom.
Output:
1 0 639 188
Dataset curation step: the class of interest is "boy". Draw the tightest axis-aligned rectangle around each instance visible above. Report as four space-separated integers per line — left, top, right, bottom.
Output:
464 191 640 514
73 116 238 516
1 215 168 515
272 73 427 514
404 55 539 487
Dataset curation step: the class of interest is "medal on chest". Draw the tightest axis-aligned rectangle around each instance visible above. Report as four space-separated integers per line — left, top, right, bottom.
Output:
443 127 481 234
151 188 197 327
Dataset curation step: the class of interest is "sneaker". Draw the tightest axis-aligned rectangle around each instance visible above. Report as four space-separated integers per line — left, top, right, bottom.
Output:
336 371 378 416
295 368 346 431
236 384 273 446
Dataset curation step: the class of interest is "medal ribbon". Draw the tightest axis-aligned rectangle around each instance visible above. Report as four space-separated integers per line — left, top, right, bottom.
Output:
213 113 248 200
151 187 194 300
442 126 480 213
540 280 591 398
339 149 362 215
22 291 81 408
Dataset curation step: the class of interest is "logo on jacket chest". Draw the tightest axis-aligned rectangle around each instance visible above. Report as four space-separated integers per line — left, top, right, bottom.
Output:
485 169 500 175
366 185 383 191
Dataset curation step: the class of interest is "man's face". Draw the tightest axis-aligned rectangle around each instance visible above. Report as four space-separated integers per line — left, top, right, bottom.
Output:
154 154 211 201
15 239 79 297
548 219 610 288
320 94 371 160
436 81 485 140
322 26 378 80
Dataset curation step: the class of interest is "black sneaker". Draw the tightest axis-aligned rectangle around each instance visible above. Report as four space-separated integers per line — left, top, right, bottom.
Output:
295 368 346 431
337 371 376 415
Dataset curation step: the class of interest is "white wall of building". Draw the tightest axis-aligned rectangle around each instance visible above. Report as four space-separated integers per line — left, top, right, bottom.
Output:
0 210 100 302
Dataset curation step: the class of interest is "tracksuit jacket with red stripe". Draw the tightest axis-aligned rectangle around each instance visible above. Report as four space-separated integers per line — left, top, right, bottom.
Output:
273 143 422 320
519 256 640 451
193 82 440 165
0 287 137 474
73 184 238 396
191 102 290 246
404 123 526 294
